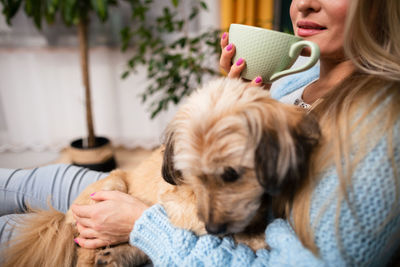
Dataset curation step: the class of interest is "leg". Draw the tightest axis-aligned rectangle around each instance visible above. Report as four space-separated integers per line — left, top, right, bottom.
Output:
0 214 31 265
0 164 109 215
0 166 115 266
0 214 28 246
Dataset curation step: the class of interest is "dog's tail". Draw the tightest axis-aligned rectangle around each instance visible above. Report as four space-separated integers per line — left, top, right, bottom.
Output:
1 207 76 267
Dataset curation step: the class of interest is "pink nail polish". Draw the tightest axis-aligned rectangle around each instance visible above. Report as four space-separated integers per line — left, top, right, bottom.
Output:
222 32 227 39
90 192 96 197
255 76 262 83
236 58 244 66
74 238 79 245
226 43 233 51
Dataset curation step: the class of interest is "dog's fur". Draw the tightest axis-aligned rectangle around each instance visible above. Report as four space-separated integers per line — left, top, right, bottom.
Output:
2 78 320 267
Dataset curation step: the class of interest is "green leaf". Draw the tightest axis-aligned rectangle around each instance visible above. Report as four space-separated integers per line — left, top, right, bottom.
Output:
176 20 184 30
44 0 59 23
171 37 186 48
121 71 130 79
26 0 42 29
128 58 135 68
61 0 78 25
24 0 33 16
190 37 200 45
171 0 179 8
200 1 208 10
121 0 222 119
46 0 58 15
189 7 199 20
91 0 108 21
120 27 132 51
151 100 165 119
1 0 23 24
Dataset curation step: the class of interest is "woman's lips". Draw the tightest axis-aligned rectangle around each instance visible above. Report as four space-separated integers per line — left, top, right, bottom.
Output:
296 21 327 37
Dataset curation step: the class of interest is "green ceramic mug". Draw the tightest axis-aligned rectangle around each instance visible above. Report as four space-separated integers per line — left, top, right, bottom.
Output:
229 24 320 82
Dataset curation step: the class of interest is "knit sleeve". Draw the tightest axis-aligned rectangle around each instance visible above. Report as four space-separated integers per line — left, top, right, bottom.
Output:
130 204 323 267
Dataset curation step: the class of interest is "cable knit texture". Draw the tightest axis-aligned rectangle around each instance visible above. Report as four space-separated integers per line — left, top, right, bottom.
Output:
131 205 324 266
130 72 400 266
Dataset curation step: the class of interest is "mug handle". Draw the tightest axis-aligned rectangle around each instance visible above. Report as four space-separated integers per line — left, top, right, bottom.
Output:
269 40 320 82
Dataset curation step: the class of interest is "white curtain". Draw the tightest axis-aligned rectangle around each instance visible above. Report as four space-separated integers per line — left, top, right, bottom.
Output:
0 0 220 152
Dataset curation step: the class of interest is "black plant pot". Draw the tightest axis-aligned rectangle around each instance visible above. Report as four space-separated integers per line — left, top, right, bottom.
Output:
69 136 117 172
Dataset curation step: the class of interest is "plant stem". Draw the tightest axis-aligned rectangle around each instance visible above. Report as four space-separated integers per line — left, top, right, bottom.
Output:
78 18 95 148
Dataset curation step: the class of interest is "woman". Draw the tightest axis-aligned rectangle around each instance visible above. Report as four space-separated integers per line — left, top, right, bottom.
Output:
1 0 399 265
75 0 400 265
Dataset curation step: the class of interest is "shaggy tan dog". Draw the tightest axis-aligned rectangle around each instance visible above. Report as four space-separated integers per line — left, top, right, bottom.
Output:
2 78 320 266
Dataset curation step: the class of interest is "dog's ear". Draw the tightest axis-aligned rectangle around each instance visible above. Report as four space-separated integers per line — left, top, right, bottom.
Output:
255 113 320 197
254 130 282 196
162 131 183 185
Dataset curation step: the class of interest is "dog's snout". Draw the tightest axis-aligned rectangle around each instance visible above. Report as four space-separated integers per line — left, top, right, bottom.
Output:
205 222 228 235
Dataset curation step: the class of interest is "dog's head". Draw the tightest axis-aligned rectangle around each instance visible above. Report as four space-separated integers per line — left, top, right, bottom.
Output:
162 78 320 235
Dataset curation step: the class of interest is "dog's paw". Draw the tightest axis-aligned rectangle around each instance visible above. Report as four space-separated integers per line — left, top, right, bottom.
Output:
95 248 114 266
95 244 150 267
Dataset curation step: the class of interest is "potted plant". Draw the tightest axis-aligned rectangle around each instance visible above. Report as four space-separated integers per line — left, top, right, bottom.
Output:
1 0 221 170
120 0 222 118
1 0 118 171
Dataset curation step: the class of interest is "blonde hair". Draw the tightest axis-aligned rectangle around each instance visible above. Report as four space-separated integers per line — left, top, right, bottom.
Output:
291 0 400 255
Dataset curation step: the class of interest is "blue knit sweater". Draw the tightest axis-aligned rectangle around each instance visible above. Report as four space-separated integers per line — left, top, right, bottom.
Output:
130 66 400 266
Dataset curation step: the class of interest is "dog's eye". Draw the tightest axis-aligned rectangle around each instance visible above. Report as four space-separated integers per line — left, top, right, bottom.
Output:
221 167 240 182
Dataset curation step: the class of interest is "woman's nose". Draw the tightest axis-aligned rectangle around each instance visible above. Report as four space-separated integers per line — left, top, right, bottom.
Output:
296 0 322 13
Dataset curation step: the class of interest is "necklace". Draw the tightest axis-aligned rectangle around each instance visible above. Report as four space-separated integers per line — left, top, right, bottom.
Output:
294 98 312 109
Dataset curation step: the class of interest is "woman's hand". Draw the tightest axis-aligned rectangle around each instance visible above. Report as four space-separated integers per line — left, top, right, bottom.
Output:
71 190 149 249
219 32 265 88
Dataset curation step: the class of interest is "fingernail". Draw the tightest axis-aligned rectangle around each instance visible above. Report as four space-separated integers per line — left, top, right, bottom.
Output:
90 192 96 197
226 43 233 51
74 238 79 245
255 76 262 84
236 58 244 66
222 32 227 39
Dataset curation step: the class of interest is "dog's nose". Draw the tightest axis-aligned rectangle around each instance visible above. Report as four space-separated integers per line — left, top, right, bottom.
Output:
205 223 228 235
